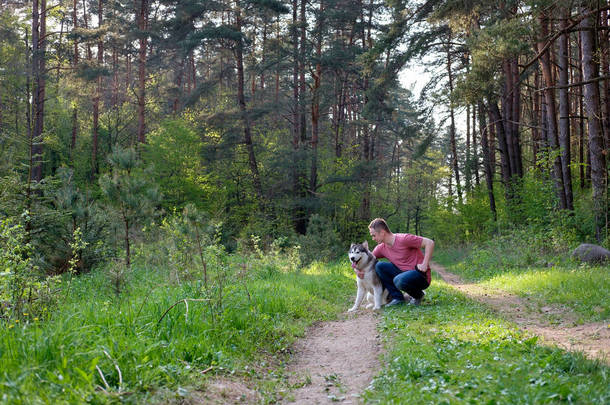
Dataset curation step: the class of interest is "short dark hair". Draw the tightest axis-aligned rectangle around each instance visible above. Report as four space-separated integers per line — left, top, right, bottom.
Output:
368 218 390 233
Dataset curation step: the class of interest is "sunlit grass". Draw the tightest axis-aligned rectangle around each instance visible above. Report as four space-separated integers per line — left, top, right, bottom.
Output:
0 258 353 404
482 265 610 322
364 281 610 404
436 231 610 323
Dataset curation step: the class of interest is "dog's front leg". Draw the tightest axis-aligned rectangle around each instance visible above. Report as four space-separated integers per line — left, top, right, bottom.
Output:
348 280 365 312
372 284 384 310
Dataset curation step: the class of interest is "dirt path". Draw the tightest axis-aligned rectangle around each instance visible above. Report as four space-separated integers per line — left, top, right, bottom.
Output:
198 264 607 403
282 311 382 404
431 263 610 363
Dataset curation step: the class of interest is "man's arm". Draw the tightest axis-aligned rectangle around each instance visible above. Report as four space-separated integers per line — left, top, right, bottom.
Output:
417 237 435 271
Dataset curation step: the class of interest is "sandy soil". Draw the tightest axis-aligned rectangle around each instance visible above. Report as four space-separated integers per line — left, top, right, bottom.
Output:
431 263 610 364
282 310 383 404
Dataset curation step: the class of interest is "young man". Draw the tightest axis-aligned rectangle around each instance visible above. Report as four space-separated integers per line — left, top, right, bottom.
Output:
363 218 435 306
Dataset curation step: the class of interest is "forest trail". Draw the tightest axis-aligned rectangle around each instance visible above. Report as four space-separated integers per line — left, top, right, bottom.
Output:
282 311 383 404
199 264 608 404
431 263 610 364
196 310 383 404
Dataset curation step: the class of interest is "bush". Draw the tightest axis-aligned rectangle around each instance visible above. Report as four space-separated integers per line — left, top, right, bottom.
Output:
0 217 61 321
298 214 343 265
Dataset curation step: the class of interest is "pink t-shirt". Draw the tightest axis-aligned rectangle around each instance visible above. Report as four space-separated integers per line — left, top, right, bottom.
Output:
372 233 431 284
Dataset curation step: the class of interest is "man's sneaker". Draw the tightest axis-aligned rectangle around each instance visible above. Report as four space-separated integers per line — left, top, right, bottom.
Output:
409 291 425 306
385 298 405 307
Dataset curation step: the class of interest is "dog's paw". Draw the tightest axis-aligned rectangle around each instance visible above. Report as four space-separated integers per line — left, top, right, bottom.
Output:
347 307 358 312
365 303 374 309
372 306 382 312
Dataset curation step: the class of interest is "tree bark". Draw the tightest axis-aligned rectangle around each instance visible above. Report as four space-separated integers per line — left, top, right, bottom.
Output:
532 70 541 165
235 0 264 201
310 0 324 195
478 102 496 221
465 104 472 192
31 0 46 183
488 101 511 195
601 9 610 151
580 9 607 242
472 105 480 186
92 0 104 176
537 13 567 209
70 0 79 161
502 59 515 178
557 10 574 210
446 37 462 204
137 0 148 144
511 57 523 178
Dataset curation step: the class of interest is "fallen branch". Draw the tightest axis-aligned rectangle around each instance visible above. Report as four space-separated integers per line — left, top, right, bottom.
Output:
96 365 110 391
156 298 210 327
103 350 123 392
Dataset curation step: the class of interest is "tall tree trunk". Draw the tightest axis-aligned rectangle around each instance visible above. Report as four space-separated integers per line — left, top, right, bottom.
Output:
261 19 267 90
465 104 472 192
537 13 567 209
299 0 307 143
72 0 79 64
292 0 299 148
511 57 523 178
310 0 323 194
446 37 462 205
558 10 574 210
137 0 148 144
488 101 511 196
473 105 480 186
31 0 46 183
601 9 610 151
487 109 496 173
70 0 79 161
92 0 104 176
502 59 515 178
532 70 540 165
82 0 92 60
235 1 264 201
580 8 607 242
478 102 496 221
576 34 586 189
290 0 306 233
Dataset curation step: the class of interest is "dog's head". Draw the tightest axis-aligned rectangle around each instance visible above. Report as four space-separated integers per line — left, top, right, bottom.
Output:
348 241 372 269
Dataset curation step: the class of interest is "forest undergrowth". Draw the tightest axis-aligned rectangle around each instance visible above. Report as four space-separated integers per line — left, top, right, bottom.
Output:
0 226 352 404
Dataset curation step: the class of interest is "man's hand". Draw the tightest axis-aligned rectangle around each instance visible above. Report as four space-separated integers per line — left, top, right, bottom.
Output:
354 269 365 279
415 263 427 273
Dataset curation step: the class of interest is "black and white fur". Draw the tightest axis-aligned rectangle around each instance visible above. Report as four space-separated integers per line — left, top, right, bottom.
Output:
347 241 389 311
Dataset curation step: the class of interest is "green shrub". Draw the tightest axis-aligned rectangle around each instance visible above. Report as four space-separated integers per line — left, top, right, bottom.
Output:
0 217 61 321
298 214 343 265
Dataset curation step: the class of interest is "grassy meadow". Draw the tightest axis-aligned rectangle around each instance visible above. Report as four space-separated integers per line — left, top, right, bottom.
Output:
364 280 610 404
434 230 610 323
1 226 609 404
0 242 353 404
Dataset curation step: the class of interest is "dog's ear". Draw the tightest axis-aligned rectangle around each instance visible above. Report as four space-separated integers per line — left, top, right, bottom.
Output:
350 243 355 249
362 240 368 249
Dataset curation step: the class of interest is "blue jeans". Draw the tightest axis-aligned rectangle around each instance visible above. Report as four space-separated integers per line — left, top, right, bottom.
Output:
375 261 429 301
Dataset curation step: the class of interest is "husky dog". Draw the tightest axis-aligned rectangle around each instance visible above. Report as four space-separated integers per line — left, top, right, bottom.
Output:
347 241 389 311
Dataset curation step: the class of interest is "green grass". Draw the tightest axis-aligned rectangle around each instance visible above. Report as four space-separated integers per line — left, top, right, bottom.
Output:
436 233 610 323
364 280 610 404
0 256 353 404
482 266 610 322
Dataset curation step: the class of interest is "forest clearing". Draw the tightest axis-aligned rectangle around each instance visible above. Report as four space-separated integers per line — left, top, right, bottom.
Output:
2 0 610 403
